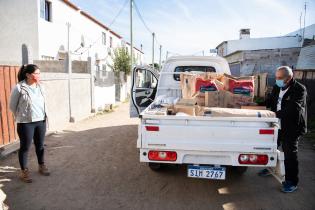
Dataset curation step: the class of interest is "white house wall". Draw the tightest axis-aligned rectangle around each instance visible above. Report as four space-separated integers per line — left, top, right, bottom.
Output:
0 0 39 65
37 0 121 69
0 0 143 67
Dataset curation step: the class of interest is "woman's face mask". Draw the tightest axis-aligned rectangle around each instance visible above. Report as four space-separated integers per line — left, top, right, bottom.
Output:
27 70 41 83
31 72 40 83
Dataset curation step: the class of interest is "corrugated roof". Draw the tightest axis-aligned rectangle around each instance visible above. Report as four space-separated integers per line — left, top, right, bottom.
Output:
286 24 315 39
296 45 315 70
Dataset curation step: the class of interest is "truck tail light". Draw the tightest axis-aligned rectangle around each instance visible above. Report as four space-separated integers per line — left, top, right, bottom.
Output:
146 126 159 131
238 154 268 165
259 129 274 135
148 151 177 161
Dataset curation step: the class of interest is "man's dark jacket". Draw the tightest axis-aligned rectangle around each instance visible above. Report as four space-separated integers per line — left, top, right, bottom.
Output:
266 79 307 137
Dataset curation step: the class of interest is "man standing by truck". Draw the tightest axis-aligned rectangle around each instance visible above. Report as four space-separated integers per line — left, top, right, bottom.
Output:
259 66 307 193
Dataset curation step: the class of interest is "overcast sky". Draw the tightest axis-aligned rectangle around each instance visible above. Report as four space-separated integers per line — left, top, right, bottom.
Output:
71 0 315 64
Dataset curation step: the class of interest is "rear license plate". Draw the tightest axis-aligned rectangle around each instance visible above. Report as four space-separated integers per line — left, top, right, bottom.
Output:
187 165 226 180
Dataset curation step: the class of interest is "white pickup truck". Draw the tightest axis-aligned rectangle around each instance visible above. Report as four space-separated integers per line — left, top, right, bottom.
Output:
130 56 284 181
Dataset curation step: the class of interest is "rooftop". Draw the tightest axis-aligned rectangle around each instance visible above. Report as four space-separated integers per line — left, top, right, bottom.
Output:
296 44 315 70
61 0 143 54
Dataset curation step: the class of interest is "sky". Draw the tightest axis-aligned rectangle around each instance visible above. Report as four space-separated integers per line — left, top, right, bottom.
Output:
71 0 315 64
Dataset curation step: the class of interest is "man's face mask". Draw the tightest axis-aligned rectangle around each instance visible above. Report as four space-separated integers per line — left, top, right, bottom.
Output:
275 79 285 88
275 69 288 88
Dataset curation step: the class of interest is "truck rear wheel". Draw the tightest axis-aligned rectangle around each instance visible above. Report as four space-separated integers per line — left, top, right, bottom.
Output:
234 166 248 175
148 163 162 171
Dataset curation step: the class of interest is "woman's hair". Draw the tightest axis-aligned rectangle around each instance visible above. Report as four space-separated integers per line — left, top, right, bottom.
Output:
17 64 39 82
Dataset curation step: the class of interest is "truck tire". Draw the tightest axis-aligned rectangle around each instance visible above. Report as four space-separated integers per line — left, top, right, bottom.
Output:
234 166 248 175
148 163 162 171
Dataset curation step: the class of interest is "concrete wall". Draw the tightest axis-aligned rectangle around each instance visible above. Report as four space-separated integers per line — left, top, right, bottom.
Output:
35 60 88 73
40 73 92 131
36 58 116 131
225 48 301 77
94 70 116 111
114 72 131 102
41 73 70 131
0 0 39 65
34 60 66 72
69 74 92 121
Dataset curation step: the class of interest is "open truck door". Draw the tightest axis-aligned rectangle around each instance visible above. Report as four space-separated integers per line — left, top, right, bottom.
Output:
130 66 159 118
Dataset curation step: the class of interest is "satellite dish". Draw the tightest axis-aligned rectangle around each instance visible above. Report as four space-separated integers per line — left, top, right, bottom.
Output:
81 35 85 47
107 47 112 55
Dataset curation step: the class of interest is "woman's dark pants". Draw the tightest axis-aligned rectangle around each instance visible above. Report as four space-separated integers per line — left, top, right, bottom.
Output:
17 121 46 170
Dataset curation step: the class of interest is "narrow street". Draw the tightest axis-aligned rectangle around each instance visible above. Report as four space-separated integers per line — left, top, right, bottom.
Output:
0 103 314 210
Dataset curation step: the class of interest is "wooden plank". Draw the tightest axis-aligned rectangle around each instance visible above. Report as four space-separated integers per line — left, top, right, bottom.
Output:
0 67 9 146
0 66 4 145
4 66 13 145
14 66 19 140
15 66 19 83
8 66 17 142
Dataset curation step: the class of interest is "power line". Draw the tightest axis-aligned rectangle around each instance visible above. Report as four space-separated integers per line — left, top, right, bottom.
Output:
133 0 153 34
108 0 129 28
77 0 129 55
133 0 180 60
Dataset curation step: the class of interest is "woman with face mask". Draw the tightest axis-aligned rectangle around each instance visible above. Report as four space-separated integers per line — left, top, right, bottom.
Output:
9 64 50 183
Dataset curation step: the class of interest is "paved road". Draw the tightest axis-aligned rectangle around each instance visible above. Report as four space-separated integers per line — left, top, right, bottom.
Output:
0 103 314 210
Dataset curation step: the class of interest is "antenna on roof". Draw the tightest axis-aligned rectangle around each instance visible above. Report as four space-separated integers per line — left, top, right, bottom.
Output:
302 2 307 44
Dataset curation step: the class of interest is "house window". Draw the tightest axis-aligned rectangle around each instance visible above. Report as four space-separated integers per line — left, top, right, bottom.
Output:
102 32 106 45
110 37 113 48
40 0 52 22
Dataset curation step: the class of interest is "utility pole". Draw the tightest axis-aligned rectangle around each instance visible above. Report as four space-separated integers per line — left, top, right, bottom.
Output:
302 2 307 43
66 22 74 122
159 45 162 71
202 50 205 56
152 32 155 68
130 0 133 73
166 51 169 60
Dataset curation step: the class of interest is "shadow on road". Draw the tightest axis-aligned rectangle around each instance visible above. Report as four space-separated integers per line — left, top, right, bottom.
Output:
0 124 314 210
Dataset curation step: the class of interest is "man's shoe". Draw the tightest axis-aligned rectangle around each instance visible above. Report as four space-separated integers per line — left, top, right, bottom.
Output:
258 168 271 177
281 181 298 193
38 164 50 176
20 169 32 183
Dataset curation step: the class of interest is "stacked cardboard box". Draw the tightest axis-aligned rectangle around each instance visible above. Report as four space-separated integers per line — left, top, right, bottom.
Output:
174 72 269 116
180 73 224 99
180 72 255 109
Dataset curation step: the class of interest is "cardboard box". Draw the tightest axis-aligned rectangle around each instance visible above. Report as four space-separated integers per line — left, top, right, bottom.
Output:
174 98 197 116
193 92 205 106
254 73 268 99
222 73 255 96
180 73 225 99
205 91 220 107
204 90 254 108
